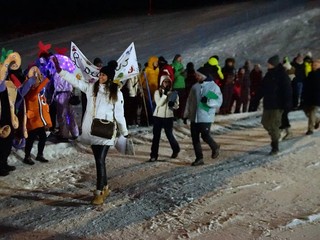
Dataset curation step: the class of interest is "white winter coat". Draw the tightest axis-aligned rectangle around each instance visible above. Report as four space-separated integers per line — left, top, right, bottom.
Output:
153 89 179 118
59 70 128 145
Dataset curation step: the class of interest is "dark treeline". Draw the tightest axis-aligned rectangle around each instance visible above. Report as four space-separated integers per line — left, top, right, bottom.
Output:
1 0 250 40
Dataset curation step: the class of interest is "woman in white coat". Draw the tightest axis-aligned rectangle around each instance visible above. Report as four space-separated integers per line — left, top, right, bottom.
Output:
53 57 128 205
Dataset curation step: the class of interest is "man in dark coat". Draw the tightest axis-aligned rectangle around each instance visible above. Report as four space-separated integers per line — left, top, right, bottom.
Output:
301 59 320 135
256 55 292 155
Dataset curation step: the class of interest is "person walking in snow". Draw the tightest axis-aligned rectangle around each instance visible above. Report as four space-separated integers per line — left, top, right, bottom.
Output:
148 75 180 162
279 57 296 140
301 59 320 135
53 57 128 206
255 55 292 155
183 69 222 166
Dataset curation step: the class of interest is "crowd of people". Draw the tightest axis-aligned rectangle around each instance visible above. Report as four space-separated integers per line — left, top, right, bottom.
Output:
1 42 319 205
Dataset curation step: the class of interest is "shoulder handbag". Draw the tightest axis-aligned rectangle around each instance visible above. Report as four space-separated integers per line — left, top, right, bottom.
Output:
90 97 115 139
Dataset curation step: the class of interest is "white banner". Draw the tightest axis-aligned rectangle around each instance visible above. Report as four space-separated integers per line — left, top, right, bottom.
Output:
70 42 100 83
114 42 139 85
70 42 139 84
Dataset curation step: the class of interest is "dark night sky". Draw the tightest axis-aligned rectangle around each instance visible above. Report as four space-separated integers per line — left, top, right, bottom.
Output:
1 0 250 40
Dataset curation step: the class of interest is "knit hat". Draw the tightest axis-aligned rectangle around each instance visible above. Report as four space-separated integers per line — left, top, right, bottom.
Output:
160 75 172 86
267 55 280 67
197 66 210 78
100 60 117 80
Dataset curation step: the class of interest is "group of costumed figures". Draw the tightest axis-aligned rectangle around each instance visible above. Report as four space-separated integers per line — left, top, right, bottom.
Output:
0 42 82 172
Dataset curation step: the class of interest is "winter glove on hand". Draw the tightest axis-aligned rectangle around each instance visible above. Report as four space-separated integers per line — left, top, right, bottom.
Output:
52 56 62 73
201 96 208 103
163 88 168 95
168 101 174 107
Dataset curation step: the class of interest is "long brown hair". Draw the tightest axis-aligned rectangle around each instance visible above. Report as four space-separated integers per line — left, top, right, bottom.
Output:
93 80 118 102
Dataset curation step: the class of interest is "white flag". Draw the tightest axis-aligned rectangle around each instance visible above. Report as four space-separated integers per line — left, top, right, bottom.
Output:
114 42 139 85
70 42 100 83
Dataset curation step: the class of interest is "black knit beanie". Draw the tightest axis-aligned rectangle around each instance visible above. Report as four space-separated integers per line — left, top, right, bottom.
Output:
268 55 280 67
100 60 117 80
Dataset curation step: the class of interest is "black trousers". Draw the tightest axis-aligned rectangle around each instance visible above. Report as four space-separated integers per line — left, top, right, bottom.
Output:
0 130 13 168
25 127 47 158
190 122 219 160
91 145 110 191
150 117 180 159
280 110 291 129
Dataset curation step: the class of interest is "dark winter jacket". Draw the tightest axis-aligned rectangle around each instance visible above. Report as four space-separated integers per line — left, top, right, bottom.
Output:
249 68 263 97
291 61 306 82
301 69 320 106
256 64 292 111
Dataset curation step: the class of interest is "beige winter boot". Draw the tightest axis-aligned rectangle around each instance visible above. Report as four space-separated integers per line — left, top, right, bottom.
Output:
283 128 292 140
91 190 104 205
102 185 111 200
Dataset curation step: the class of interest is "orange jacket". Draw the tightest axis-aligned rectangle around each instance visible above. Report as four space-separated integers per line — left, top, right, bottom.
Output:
25 78 52 131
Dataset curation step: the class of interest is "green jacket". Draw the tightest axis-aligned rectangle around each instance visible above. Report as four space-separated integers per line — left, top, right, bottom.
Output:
171 60 185 89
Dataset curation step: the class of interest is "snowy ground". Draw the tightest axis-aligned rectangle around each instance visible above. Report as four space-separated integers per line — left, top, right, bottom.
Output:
1 1 320 239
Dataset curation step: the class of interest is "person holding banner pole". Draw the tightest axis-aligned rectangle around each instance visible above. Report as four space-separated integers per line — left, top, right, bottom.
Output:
53 56 128 205
141 56 159 126
80 57 103 133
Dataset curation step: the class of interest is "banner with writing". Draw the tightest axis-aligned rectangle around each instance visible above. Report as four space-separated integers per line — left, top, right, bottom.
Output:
70 42 100 83
114 42 139 85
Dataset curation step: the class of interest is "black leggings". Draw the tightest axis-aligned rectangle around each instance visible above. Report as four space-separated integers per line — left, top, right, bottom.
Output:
25 127 47 158
91 145 110 191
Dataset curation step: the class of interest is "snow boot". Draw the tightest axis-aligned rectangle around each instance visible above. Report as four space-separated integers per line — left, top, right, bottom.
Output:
91 190 104 205
102 185 110 201
283 128 292 140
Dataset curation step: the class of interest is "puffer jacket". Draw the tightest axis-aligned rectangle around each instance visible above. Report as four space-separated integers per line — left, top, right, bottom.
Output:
153 89 179 118
59 70 128 145
184 76 222 123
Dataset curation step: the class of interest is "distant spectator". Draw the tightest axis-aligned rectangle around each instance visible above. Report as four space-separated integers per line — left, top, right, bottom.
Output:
248 64 263 112
291 53 306 110
221 57 236 114
171 54 186 121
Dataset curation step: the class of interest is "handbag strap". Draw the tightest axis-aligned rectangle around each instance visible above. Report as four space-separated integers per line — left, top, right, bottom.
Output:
92 96 115 120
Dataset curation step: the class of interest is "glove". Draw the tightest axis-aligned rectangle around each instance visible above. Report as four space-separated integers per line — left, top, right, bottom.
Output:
183 118 188 125
124 134 131 138
163 88 168 95
52 56 62 73
168 101 174 107
201 96 208 103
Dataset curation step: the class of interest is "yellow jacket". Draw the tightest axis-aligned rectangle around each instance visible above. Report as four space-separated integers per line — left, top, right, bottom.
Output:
141 56 159 101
